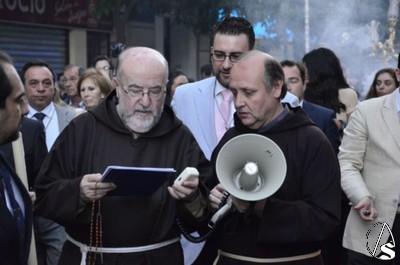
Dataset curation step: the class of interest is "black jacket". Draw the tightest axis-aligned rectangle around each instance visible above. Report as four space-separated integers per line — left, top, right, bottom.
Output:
0 154 33 265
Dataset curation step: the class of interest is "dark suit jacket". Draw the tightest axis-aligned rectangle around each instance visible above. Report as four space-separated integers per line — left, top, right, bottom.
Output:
303 101 341 154
0 154 33 265
0 117 47 190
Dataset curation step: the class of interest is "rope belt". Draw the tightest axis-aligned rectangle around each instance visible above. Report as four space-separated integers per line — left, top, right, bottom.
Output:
214 249 321 264
67 234 180 265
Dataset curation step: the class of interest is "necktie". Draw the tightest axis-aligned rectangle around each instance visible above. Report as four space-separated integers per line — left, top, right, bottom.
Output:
0 164 25 252
215 89 233 141
33 112 46 123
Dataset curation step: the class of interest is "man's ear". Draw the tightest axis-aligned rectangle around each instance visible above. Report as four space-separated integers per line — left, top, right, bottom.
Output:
303 79 309 91
113 78 120 104
395 68 400 82
273 80 284 99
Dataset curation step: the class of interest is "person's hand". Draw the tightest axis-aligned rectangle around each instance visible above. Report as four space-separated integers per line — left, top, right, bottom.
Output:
334 118 343 130
209 183 230 210
29 191 36 203
80 173 116 202
353 196 377 221
168 176 199 201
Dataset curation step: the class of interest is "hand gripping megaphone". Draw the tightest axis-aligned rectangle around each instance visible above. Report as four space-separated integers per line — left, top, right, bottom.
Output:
178 134 287 243
210 133 287 225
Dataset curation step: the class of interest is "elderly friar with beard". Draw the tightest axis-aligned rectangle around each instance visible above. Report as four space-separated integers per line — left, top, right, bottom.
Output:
34 47 212 265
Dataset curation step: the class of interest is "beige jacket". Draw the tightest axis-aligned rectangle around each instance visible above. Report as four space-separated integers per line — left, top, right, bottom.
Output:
339 89 400 256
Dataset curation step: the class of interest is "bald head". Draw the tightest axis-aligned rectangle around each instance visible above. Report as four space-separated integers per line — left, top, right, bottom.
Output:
239 50 274 62
231 50 287 98
229 50 286 130
116 47 168 83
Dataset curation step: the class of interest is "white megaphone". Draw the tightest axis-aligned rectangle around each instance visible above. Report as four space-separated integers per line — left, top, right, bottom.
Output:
210 134 287 225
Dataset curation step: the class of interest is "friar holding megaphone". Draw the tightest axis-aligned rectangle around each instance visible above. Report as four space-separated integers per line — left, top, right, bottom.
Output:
193 51 342 265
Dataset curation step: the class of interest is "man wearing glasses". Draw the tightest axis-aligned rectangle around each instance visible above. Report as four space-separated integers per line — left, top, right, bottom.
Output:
171 16 255 264
93 55 114 81
171 16 255 161
22 60 82 265
61 64 85 109
34 47 212 265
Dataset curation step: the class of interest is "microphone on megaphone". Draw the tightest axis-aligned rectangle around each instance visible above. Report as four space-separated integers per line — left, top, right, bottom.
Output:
178 133 287 243
209 161 263 226
239 161 260 191
216 133 286 201
209 134 287 226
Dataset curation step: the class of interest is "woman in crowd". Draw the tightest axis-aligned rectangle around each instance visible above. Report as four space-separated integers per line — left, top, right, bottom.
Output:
165 69 189 105
78 68 113 110
365 68 399 99
302 47 359 265
302 47 359 131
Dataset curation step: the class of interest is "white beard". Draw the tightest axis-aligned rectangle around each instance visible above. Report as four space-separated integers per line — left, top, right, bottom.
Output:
117 103 163 133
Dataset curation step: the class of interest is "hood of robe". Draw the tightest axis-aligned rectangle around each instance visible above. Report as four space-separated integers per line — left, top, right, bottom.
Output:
232 104 316 135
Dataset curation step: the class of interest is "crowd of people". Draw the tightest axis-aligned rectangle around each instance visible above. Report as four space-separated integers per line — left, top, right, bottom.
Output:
0 15 399 265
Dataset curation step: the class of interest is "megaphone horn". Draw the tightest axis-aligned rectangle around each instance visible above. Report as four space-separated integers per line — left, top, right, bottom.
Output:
216 134 287 201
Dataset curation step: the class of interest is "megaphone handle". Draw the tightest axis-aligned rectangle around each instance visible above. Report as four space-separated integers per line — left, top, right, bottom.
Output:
210 198 233 227
176 198 233 243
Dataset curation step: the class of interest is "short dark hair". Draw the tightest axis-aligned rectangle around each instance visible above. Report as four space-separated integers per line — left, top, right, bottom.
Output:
280 60 306 83
201 64 213 77
167 69 187 96
92 55 113 69
212 16 255 50
64 64 84 76
0 50 14 109
21 60 56 84
263 58 287 100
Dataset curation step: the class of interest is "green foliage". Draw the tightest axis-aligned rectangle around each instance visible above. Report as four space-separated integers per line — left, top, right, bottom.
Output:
92 0 244 34
151 0 244 34
91 0 116 20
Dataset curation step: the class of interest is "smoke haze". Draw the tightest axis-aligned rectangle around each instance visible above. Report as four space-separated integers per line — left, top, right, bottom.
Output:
243 0 396 97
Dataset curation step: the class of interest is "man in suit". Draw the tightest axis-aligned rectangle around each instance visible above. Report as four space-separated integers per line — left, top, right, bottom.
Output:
339 86 400 264
21 60 79 265
0 117 47 192
0 117 48 265
171 17 255 264
0 50 32 265
171 17 256 160
281 60 340 153
22 61 78 150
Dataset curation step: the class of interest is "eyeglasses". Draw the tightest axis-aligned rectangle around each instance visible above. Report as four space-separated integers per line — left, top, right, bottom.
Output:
211 52 242 63
120 84 165 100
60 76 79 84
